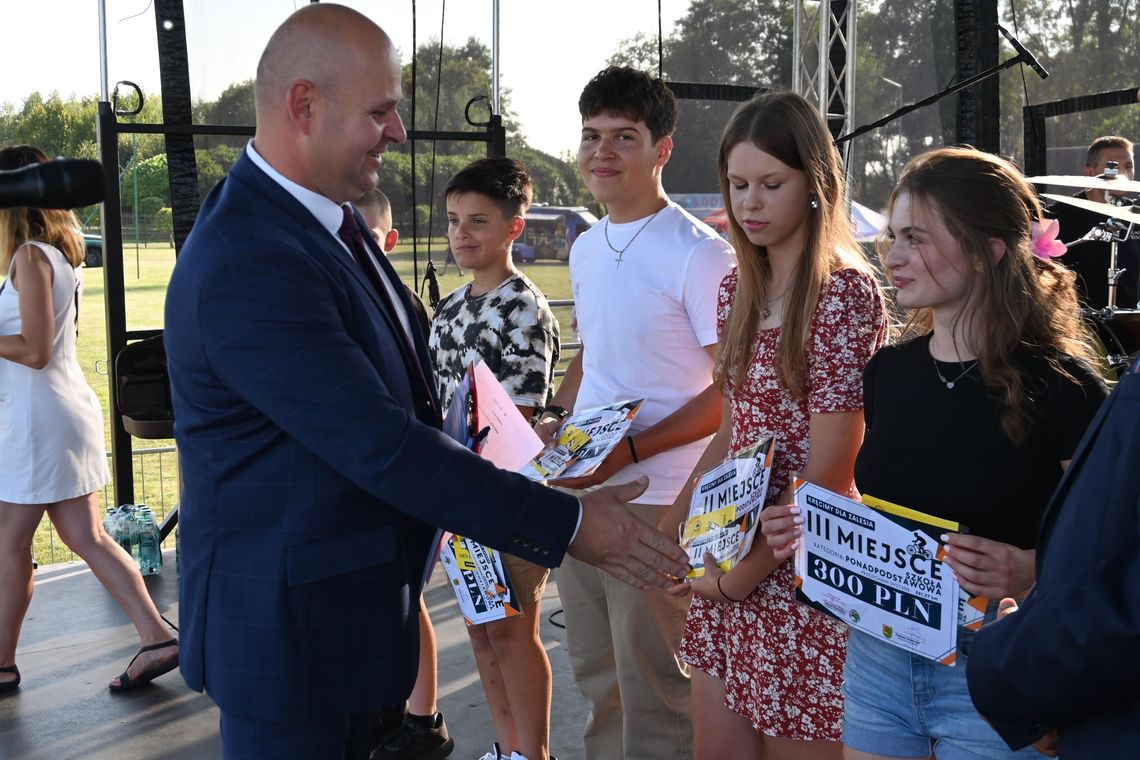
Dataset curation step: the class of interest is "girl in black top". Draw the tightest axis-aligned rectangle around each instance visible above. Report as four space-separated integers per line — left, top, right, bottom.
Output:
763 147 1107 759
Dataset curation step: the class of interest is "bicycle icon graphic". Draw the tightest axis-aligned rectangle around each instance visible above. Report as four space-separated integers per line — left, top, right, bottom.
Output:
906 532 933 560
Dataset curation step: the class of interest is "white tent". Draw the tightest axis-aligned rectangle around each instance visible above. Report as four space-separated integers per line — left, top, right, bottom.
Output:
851 201 887 242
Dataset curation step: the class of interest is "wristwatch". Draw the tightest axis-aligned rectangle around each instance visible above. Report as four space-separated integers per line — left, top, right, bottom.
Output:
540 404 570 421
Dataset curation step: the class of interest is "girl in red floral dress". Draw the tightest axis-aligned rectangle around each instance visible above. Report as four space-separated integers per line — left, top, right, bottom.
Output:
662 92 888 759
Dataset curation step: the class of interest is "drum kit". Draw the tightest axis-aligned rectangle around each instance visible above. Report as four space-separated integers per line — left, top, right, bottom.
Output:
1028 165 1140 374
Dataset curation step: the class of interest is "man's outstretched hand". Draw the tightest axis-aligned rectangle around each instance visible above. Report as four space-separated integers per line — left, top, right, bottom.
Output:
567 476 691 589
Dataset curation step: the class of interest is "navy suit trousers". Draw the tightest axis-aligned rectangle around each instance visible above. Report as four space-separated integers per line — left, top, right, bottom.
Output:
220 709 372 759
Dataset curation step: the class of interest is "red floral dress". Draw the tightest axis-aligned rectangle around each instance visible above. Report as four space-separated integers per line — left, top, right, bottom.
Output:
679 266 888 740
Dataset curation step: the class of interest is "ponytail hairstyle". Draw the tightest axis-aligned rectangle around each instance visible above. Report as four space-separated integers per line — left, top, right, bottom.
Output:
0 145 85 272
715 91 872 396
885 146 1103 443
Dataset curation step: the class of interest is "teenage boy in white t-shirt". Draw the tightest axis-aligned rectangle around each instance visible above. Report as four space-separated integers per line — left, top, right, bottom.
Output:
535 66 735 760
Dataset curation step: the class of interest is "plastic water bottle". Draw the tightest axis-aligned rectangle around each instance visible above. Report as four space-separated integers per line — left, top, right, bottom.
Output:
101 506 118 542
104 504 135 556
126 506 141 564
102 504 162 575
135 506 163 576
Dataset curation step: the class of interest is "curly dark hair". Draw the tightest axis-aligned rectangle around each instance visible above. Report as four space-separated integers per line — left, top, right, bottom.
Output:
885 147 1105 442
578 66 677 143
444 157 533 219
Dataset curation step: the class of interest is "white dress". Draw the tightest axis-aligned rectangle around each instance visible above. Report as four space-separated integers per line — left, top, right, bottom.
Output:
0 241 109 503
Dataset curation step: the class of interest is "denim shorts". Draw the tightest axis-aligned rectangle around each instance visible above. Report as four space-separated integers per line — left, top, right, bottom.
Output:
842 630 1047 759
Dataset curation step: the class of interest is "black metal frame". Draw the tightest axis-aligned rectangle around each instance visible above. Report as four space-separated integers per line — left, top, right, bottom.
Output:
1022 87 1140 176
954 0 1000 154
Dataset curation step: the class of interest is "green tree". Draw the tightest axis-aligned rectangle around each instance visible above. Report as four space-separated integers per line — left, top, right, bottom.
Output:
993 0 1140 162
137 197 165 226
154 207 173 245
379 149 481 237
116 88 167 165
847 0 958 208
0 39 590 260
601 0 965 210
0 91 99 160
196 80 255 149
414 203 433 230
196 144 242 197
607 0 794 195
130 153 170 207
510 144 594 208
375 38 589 235
400 37 521 150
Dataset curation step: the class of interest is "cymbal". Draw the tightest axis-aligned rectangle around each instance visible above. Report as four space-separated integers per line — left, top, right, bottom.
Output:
1027 174 1140 194
1043 193 1140 223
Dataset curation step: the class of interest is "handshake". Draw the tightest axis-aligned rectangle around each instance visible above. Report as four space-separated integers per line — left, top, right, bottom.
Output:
565 475 691 590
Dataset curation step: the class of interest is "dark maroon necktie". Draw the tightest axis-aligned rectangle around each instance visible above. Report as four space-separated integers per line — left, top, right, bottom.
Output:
338 205 434 414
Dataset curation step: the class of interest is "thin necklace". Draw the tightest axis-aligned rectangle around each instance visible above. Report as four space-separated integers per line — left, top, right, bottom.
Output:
762 283 793 319
931 353 977 389
604 208 663 268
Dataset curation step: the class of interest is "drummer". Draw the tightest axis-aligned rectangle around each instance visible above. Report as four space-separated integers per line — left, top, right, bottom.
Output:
1051 135 1140 309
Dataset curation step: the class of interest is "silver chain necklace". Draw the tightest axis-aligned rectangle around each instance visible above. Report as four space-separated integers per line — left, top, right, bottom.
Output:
931 353 977 389
604 208 663 268
762 283 793 319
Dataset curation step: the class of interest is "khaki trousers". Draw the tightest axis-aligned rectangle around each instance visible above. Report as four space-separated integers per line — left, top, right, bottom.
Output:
558 501 692 760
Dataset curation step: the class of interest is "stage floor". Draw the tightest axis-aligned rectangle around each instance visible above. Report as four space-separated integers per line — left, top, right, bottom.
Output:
0 552 589 760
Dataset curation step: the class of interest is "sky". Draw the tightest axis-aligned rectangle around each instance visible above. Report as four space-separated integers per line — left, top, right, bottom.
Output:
0 0 688 157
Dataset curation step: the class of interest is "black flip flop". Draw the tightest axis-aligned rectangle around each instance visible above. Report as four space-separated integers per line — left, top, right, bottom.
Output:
0 665 19 693
109 639 179 692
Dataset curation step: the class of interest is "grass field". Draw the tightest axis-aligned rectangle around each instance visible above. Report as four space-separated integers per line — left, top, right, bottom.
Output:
33 240 576 563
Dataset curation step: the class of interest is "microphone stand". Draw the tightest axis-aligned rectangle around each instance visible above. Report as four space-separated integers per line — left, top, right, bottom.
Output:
1071 211 1133 369
1108 237 1124 312
834 52 1041 146
1102 195 1134 313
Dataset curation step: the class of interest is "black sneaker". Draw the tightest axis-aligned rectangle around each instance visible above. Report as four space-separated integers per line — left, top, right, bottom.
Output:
369 711 454 760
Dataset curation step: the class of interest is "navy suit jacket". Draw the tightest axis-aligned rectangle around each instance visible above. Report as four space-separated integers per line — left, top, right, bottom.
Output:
967 358 1140 756
164 153 579 722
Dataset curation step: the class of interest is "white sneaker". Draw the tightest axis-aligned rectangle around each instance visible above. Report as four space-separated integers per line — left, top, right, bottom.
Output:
477 743 503 760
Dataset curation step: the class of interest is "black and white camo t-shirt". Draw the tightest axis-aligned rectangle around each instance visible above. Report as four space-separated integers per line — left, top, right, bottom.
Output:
428 271 560 412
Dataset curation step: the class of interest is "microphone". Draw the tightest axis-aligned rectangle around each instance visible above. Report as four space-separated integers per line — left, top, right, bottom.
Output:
0 159 106 210
997 24 1049 80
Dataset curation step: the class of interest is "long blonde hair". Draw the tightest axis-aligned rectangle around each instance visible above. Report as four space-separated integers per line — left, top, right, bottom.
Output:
0 145 85 272
716 91 872 396
886 147 1103 442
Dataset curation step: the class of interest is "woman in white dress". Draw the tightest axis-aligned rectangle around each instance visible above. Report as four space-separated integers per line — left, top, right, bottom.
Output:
0 145 178 693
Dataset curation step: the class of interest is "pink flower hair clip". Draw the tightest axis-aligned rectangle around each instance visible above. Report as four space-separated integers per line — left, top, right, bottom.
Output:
1031 218 1067 259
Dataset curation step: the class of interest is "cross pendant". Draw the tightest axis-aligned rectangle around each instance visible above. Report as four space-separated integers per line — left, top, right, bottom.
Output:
615 255 624 268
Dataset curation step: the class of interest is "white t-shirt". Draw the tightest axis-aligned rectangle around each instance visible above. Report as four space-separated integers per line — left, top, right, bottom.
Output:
570 201 735 504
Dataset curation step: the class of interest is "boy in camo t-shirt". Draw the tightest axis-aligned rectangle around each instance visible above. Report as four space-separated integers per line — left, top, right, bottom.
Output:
427 157 560 760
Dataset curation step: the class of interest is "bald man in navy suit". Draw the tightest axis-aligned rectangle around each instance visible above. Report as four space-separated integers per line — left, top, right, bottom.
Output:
163 5 689 757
